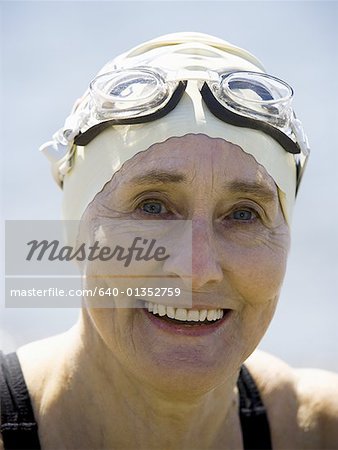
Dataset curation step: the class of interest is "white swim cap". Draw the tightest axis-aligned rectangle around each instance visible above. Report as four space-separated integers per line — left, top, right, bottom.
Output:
40 32 309 239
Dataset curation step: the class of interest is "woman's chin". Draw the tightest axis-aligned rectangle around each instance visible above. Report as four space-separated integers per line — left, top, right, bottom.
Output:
123 314 241 395
131 355 231 398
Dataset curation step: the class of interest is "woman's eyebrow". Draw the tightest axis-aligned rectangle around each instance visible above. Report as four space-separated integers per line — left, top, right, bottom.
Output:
128 170 187 185
127 172 276 202
224 181 277 203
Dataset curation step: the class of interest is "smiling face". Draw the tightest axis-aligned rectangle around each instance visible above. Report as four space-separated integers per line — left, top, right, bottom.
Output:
80 133 290 394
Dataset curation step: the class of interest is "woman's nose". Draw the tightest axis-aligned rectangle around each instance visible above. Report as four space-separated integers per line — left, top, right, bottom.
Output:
162 218 224 291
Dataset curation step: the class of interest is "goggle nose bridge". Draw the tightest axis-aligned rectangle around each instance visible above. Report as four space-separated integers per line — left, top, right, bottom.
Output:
164 69 220 82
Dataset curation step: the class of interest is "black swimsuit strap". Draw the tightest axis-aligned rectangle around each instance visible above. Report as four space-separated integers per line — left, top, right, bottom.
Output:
237 365 273 450
0 351 41 450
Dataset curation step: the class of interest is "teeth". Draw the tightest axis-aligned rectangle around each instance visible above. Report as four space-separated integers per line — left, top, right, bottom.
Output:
187 310 200 322
199 309 208 321
166 306 176 319
146 302 224 323
158 304 166 316
175 308 187 321
207 309 215 321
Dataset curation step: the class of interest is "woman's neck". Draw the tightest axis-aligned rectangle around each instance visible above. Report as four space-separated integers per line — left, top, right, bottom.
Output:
23 312 242 449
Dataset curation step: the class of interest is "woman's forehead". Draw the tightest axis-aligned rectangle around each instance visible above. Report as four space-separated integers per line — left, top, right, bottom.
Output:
112 134 277 192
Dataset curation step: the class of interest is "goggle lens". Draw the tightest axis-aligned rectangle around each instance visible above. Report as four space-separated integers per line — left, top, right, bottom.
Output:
90 69 170 119
218 72 293 129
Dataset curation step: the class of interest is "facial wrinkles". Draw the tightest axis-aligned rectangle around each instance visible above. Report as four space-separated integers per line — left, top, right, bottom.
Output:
83 136 289 313
74 137 293 409
187 140 286 308
92 138 284 240
91 137 277 221
187 149 280 237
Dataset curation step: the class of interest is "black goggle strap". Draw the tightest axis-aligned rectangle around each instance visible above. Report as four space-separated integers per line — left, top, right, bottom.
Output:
200 82 301 156
74 81 188 146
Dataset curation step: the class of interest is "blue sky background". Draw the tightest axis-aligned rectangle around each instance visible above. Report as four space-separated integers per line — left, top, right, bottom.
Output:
1 1 338 370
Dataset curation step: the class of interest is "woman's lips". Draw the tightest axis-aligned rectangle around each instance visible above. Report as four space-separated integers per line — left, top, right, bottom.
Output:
142 302 232 336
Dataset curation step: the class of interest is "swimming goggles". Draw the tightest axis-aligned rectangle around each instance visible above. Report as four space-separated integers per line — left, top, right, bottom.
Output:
40 67 310 191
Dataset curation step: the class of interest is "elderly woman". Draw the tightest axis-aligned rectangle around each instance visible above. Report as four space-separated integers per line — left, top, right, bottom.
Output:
1 32 337 450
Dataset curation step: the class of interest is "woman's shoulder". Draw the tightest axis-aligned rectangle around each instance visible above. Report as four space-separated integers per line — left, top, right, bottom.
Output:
10 329 78 412
292 366 338 448
0 333 76 450
245 349 338 449
16 325 79 379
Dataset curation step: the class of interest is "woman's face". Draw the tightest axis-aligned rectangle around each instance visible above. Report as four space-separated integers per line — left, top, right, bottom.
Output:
81 134 290 393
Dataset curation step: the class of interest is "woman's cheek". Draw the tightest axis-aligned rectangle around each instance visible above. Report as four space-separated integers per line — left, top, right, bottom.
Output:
219 226 290 304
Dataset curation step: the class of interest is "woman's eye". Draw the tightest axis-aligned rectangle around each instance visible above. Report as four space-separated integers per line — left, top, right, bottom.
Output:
140 201 168 215
230 209 256 221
